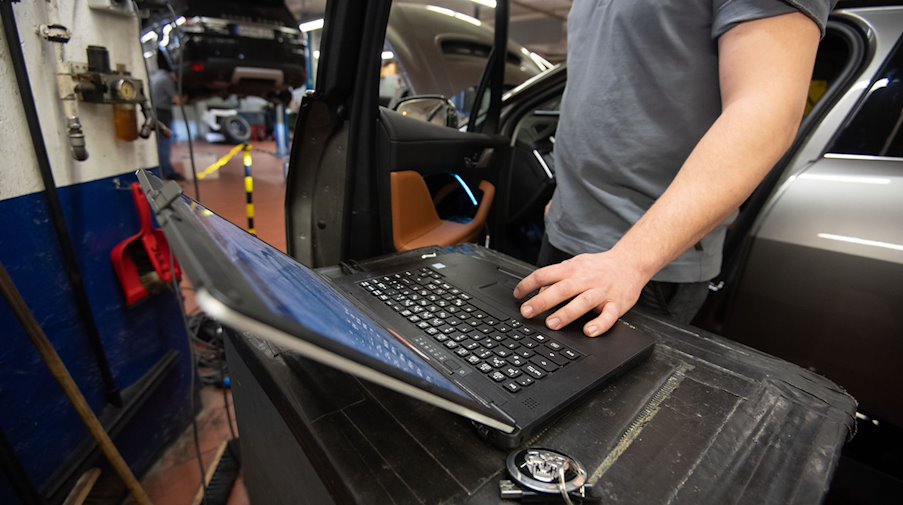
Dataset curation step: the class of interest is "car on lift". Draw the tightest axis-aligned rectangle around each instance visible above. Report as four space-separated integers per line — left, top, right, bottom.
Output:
288 1 902 499
143 0 307 101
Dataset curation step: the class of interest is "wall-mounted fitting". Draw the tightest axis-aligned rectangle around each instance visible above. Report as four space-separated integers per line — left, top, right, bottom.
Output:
75 46 147 106
87 0 134 16
39 22 88 161
72 46 158 141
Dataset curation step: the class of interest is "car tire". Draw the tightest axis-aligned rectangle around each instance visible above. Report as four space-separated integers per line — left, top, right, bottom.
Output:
219 115 252 144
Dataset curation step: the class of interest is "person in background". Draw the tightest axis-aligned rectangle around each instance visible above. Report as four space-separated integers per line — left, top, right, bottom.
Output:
515 0 836 336
149 52 184 181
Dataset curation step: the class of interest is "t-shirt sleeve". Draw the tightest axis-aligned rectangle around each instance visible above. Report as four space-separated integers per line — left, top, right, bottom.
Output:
712 0 837 39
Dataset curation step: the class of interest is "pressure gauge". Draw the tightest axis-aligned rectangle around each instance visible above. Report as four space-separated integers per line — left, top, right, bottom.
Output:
114 78 139 101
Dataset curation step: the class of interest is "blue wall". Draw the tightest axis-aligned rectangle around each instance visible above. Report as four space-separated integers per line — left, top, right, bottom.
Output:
0 170 193 502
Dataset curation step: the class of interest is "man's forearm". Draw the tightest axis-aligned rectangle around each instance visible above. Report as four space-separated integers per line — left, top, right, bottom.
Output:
609 98 801 279
610 12 822 281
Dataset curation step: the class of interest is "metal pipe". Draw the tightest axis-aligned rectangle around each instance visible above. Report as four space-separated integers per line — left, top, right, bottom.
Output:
45 1 89 161
1 0 122 407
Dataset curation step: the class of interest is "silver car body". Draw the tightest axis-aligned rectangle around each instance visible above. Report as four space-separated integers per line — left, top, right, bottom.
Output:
709 7 903 428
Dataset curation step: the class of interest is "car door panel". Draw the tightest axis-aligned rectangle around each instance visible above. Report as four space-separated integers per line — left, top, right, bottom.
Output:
287 0 512 266
375 108 508 253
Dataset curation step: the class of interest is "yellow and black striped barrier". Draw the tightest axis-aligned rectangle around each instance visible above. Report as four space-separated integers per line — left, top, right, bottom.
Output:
242 144 256 236
197 143 256 235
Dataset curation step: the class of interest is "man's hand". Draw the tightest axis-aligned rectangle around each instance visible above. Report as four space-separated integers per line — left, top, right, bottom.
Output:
513 249 650 337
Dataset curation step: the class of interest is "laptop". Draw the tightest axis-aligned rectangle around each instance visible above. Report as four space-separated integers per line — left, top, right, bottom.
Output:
137 170 654 448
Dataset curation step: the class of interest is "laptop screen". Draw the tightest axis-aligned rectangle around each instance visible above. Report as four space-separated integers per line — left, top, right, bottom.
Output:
187 199 473 399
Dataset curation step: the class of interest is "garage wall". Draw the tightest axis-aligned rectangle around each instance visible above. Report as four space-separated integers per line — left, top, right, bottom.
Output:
0 0 158 201
0 2 193 503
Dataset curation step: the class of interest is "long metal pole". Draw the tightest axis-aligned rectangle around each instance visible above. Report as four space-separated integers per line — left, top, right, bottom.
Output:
0 262 154 505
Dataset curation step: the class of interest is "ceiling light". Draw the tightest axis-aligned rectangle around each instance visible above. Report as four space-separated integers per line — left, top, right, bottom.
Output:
299 18 324 32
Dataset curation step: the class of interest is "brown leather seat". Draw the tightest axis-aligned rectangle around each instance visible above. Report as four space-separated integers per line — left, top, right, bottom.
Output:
390 170 495 252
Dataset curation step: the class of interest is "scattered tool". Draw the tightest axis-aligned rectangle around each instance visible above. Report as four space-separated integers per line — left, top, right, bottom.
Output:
500 448 599 504
111 182 181 305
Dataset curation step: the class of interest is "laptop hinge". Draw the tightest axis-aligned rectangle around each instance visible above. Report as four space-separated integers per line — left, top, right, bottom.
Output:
147 179 184 212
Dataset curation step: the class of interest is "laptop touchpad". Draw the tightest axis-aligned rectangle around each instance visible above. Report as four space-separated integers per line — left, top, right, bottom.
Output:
477 274 522 309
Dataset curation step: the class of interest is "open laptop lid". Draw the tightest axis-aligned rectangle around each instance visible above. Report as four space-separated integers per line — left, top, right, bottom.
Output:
137 170 515 433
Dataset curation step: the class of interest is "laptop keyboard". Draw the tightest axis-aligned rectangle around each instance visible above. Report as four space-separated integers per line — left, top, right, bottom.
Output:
358 267 582 394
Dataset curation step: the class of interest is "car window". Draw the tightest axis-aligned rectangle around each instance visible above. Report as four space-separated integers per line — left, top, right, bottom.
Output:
829 37 903 157
382 3 547 121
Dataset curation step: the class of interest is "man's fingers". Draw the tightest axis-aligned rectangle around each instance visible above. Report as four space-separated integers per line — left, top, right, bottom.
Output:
513 262 568 299
583 303 621 337
544 289 603 330
519 277 581 320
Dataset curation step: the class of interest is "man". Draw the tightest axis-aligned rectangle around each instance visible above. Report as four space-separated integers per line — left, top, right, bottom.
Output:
149 53 184 181
515 0 835 336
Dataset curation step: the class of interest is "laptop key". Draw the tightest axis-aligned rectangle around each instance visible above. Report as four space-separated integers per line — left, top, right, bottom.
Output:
503 381 521 393
507 355 527 367
493 348 511 358
488 356 507 368
477 362 493 373
475 348 493 359
516 376 534 387
489 371 507 382
522 364 546 380
443 340 459 349
531 357 558 373
454 347 470 358
535 348 569 366
501 339 521 350
462 340 481 351
503 367 522 378
546 340 563 351
466 354 481 365
561 348 580 360
516 349 535 359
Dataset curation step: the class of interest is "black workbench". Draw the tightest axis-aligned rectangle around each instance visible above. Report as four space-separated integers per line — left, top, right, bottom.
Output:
224 245 856 505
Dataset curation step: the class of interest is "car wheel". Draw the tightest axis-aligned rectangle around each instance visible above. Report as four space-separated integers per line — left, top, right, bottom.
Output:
219 115 252 144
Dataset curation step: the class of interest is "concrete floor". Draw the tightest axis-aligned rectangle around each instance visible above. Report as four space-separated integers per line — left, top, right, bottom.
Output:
139 139 290 504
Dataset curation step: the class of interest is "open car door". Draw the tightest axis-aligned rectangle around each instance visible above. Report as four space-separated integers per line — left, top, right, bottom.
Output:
285 0 512 267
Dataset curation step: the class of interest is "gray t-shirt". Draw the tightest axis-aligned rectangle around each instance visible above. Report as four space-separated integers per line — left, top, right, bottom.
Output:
546 0 834 283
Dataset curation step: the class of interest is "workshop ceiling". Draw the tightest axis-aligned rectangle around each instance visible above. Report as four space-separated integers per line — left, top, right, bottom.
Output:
284 0 572 60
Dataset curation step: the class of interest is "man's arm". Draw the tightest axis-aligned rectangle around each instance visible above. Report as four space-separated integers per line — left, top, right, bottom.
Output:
513 12 822 336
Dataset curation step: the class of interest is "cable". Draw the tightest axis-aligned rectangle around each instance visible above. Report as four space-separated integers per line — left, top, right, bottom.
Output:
221 363 238 441
167 236 209 505
558 467 575 505
165 1 202 201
